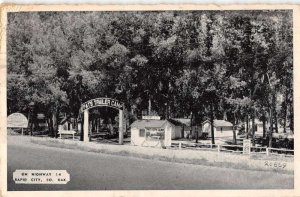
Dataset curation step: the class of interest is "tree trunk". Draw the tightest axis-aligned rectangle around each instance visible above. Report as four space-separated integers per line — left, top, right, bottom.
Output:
196 111 203 143
232 113 237 145
52 114 56 137
196 113 201 143
274 114 278 134
269 107 273 148
262 116 266 138
274 113 278 133
80 117 84 141
190 111 193 140
168 104 171 119
289 99 293 133
30 109 36 136
48 117 54 137
233 128 237 145
195 125 199 143
251 109 255 146
246 115 249 139
52 108 60 138
283 110 287 133
148 97 151 115
109 117 114 135
55 110 60 138
283 90 288 133
223 111 227 121
74 118 78 132
210 102 215 145
165 101 170 120
30 115 33 136
33 114 38 133
47 118 51 136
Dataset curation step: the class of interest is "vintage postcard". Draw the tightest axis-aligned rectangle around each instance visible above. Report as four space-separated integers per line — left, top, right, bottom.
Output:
0 4 299 197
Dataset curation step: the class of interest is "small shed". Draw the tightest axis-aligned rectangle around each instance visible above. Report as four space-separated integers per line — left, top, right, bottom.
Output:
202 120 233 139
58 117 76 132
130 119 181 147
169 118 199 139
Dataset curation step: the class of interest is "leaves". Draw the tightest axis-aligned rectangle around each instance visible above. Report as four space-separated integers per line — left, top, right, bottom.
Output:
7 10 292 133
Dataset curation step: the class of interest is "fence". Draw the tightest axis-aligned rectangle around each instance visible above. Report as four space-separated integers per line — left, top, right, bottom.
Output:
172 142 219 152
171 142 294 157
266 147 294 157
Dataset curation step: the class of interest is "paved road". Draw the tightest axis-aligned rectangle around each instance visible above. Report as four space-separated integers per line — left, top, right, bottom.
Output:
7 141 293 190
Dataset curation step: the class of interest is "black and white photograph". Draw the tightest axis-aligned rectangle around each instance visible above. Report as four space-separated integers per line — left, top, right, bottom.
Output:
2 5 297 194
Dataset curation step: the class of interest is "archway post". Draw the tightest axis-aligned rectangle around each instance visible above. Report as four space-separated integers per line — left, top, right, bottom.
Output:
83 109 89 142
119 109 123 145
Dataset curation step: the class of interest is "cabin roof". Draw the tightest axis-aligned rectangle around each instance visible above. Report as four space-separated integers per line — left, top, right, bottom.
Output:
130 120 170 129
203 120 233 127
170 118 191 127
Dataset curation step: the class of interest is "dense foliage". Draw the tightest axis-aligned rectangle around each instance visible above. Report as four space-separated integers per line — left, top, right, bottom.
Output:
7 10 293 145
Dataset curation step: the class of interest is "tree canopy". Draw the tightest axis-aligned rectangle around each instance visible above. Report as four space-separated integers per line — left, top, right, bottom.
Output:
7 10 293 144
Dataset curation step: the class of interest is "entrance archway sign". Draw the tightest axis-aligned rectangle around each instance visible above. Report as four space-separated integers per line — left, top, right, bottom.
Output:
80 98 125 144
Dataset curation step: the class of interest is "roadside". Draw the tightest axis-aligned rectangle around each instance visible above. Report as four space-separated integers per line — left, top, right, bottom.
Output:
8 135 293 174
8 139 294 190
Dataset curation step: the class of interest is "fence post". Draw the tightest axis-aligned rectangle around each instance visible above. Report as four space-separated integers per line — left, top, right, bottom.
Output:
266 148 269 156
217 145 220 153
179 142 182 150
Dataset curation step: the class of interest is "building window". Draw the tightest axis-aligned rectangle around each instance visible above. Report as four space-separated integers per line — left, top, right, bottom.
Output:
146 129 150 137
139 129 145 137
158 128 165 139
